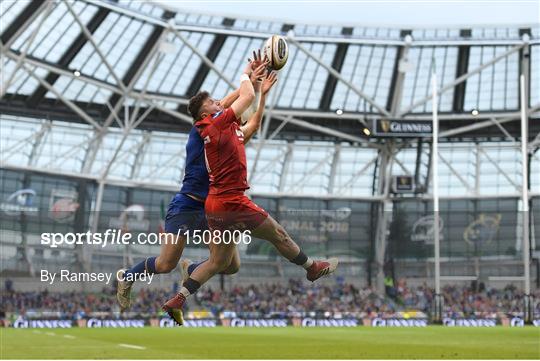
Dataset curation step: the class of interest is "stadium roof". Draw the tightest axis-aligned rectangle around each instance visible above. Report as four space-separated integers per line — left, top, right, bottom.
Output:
1 0 539 143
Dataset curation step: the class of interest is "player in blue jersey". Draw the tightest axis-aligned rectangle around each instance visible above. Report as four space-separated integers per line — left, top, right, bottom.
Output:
116 54 275 313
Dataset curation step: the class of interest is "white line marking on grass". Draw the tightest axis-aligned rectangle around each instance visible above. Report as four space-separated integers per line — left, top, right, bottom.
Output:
63 335 76 339
118 343 146 350
45 332 56 336
32 330 42 334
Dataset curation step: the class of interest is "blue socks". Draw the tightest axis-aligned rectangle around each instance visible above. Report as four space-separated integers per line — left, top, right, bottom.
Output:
124 256 157 279
124 257 210 282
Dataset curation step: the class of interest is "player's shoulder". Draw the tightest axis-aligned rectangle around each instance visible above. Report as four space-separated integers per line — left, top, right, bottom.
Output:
195 108 235 131
194 116 211 130
222 107 239 121
210 108 235 122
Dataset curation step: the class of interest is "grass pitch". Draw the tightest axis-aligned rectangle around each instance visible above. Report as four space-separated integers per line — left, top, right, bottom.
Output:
1 327 539 359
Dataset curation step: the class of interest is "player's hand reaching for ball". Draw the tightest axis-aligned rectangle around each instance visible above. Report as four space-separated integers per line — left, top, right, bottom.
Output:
261 72 278 95
249 49 267 92
249 61 268 84
248 49 268 70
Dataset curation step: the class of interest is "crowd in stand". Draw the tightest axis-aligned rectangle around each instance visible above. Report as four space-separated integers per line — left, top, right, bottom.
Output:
1 278 538 320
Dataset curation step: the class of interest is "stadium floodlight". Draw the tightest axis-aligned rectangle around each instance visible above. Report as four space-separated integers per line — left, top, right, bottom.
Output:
73 70 81 77
336 109 343 115
471 109 479 116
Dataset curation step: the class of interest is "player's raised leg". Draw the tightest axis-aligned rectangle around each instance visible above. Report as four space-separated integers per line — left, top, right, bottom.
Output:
250 215 338 281
183 246 241 278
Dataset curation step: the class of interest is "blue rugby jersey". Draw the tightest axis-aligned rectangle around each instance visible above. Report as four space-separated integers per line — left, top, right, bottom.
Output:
179 127 209 199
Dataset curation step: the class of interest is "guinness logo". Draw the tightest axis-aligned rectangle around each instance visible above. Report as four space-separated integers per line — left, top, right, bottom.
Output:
381 120 390 133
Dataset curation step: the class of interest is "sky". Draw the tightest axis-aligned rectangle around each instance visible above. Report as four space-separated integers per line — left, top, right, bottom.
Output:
154 0 539 27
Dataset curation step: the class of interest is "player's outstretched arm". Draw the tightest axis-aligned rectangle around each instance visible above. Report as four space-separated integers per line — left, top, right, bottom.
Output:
230 62 265 119
242 72 277 144
242 92 266 144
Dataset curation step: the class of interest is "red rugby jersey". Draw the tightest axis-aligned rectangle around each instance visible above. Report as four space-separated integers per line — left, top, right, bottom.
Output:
195 108 249 195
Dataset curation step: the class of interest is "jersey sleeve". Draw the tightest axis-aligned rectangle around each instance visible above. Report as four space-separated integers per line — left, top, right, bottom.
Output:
194 118 210 138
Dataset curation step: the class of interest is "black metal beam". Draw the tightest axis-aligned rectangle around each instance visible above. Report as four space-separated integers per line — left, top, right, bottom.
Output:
413 138 424 193
452 29 471 112
318 27 352 111
104 10 176 117
281 24 294 33
183 17 235 98
0 0 43 45
26 6 112 107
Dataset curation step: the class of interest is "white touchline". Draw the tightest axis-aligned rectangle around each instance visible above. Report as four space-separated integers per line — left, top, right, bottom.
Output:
118 344 146 350
32 330 42 334
64 335 76 339
45 332 55 336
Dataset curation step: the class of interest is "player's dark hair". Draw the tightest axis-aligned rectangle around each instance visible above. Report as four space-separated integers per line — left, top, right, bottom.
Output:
187 91 210 122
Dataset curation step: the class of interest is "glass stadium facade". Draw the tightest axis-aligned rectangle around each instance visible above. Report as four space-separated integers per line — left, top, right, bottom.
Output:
1 0 539 291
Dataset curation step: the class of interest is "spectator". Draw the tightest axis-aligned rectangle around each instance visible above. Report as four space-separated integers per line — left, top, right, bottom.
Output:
1 281 537 320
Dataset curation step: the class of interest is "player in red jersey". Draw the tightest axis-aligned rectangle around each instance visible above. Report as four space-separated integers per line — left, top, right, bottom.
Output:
162 54 338 325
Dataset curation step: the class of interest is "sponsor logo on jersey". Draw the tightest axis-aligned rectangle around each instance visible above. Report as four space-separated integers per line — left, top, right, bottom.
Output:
212 110 223 118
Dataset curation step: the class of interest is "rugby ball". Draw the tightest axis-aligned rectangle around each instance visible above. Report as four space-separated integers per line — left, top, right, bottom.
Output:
263 35 289 70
